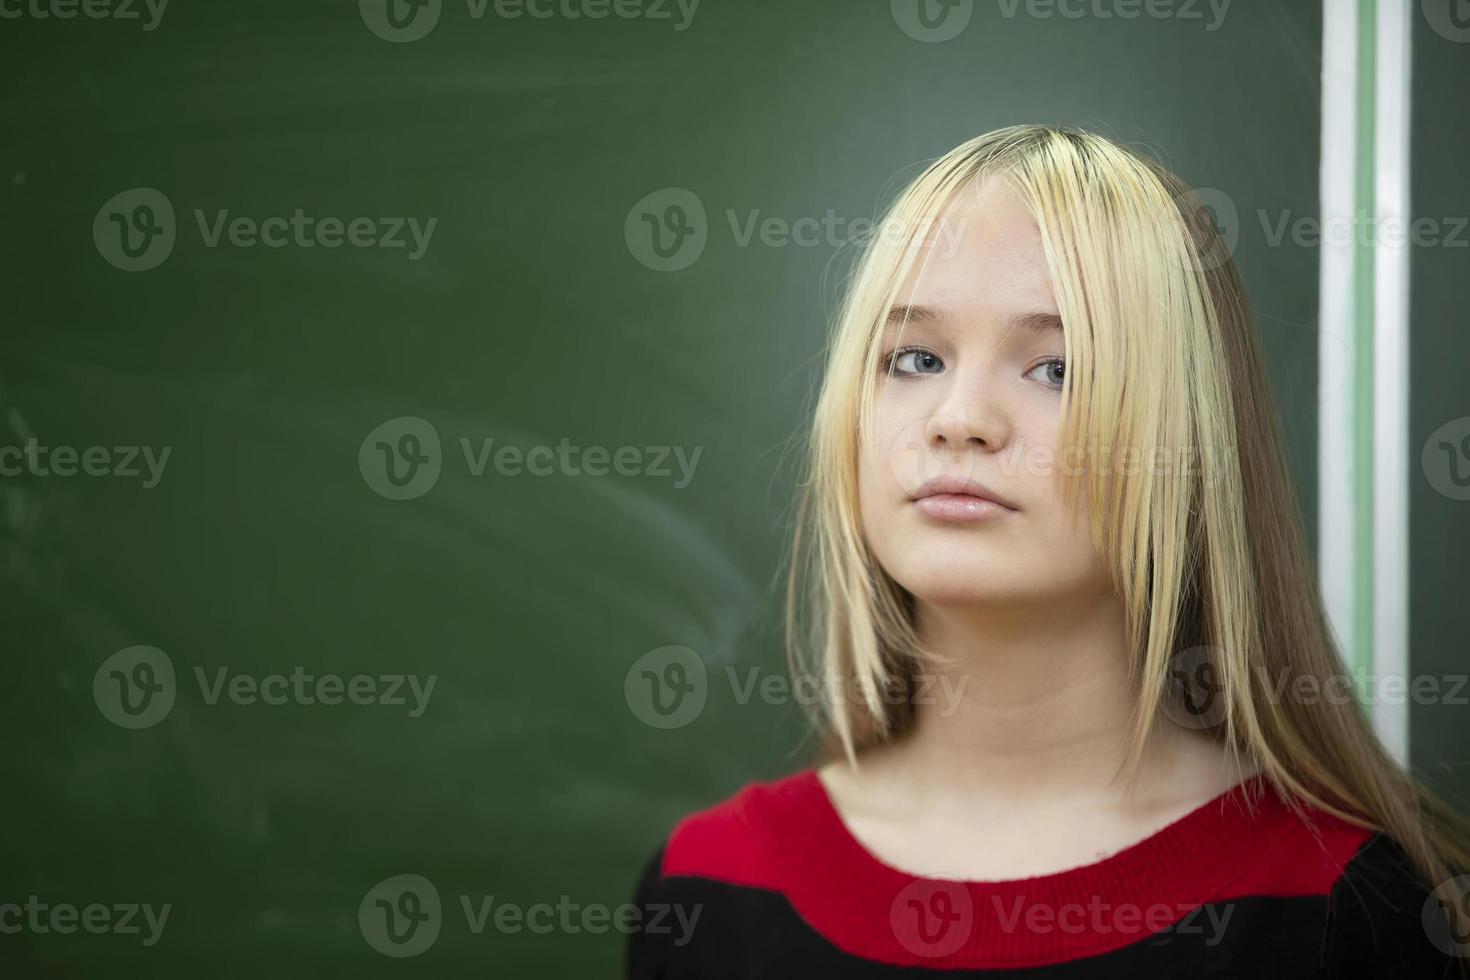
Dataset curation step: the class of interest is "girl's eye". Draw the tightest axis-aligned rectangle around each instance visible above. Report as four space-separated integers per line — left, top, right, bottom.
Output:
1025 357 1066 390
885 347 945 377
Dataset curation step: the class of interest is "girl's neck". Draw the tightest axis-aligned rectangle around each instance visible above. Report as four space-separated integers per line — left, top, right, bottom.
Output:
872 591 1235 816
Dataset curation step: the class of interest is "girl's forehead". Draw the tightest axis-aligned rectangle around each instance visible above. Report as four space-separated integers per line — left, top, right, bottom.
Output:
893 184 1056 310
878 304 1064 350
892 239 1058 316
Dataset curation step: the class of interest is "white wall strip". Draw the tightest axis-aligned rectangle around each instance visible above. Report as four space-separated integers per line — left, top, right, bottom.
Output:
1371 0 1412 766
1318 0 1359 697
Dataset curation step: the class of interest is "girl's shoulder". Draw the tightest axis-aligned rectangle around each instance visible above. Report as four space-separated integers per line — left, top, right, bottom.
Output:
1323 830 1465 975
651 768 826 890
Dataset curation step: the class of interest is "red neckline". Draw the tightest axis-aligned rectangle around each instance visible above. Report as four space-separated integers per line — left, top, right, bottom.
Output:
806 767 1271 891
769 768 1352 969
662 767 1370 969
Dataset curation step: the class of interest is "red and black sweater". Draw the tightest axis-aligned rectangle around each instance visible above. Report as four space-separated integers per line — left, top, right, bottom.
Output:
626 769 1463 977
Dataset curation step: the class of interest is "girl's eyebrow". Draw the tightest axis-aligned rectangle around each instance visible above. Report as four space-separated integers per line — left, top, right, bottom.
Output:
885 303 941 324
1010 311 1064 334
884 304 1063 334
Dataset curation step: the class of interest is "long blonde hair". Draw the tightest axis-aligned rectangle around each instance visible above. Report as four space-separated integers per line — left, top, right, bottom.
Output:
786 124 1470 892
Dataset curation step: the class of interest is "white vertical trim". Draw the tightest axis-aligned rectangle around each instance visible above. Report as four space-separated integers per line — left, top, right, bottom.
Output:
1372 0 1412 765
1319 0 1358 684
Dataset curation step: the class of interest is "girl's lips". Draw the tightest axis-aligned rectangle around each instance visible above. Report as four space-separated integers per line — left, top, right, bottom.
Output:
912 492 1016 523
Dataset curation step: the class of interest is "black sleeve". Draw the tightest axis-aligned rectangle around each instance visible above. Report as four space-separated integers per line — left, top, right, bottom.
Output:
1321 833 1465 979
624 843 671 980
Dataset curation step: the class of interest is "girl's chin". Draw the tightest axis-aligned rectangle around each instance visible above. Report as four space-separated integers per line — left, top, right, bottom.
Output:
895 575 1038 608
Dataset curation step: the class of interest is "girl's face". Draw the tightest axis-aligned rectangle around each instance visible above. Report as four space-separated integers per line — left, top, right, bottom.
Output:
857 177 1114 610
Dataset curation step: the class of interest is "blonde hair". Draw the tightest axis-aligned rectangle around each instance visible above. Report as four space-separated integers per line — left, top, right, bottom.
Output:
786 125 1470 895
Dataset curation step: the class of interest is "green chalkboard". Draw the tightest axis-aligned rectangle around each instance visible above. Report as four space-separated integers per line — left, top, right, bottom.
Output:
0 1 1327 975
